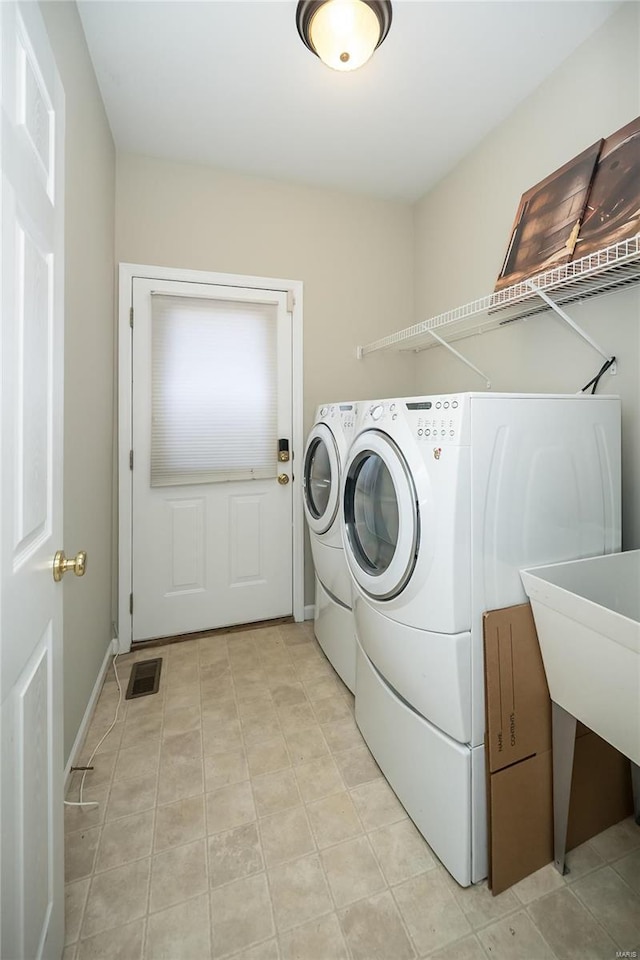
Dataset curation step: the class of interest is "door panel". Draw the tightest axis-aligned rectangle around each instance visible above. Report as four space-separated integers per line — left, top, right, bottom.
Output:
230 494 265 583
1 3 64 957
131 278 293 641
16 221 51 557
168 498 205 594
19 635 52 960
18 227 51 548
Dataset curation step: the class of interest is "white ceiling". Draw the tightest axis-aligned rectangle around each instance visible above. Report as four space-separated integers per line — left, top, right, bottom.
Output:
77 0 619 201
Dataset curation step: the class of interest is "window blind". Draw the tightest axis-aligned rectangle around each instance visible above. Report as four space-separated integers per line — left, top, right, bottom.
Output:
150 293 278 487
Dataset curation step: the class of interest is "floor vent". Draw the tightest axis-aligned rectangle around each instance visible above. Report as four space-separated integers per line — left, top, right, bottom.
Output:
126 658 163 699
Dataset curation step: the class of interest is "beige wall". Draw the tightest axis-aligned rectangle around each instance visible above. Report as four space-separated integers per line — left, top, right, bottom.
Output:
413 3 640 548
40 2 116 763
116 154 416 601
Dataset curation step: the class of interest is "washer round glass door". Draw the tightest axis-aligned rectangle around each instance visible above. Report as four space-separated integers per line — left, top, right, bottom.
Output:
343 430 419 600
303 422 340 535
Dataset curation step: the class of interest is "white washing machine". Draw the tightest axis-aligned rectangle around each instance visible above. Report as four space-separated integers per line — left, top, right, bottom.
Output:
341 392 621 886
303 401 360 691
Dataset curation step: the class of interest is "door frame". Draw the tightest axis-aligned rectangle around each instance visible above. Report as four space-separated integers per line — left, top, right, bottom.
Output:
117 262 304 652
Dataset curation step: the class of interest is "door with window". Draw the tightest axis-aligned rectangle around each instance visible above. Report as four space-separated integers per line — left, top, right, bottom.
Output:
130 278 293 642
1 3 65 957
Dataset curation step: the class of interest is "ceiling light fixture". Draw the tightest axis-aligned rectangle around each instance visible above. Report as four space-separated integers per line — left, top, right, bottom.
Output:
296 0 392 72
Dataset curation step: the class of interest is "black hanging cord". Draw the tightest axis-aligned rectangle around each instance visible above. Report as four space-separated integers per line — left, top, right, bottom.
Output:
581 356 616 395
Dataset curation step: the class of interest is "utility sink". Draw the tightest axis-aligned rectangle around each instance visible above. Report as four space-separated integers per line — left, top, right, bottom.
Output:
521 550 640 766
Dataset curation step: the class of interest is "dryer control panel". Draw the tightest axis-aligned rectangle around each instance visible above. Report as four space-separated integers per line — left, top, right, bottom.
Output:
408 396 464 443
361 395 470 444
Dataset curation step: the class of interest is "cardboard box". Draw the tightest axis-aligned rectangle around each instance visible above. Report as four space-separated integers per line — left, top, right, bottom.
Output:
488 752 552 894
484 604 551 774
484 603 633 895
567 731 635 850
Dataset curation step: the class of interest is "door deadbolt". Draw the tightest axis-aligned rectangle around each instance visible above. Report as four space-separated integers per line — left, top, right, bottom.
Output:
278 439 290 462
53 550 87 582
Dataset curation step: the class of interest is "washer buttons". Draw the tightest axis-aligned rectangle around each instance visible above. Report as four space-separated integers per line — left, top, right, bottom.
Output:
418 429 423 436
436 401 442 409
441 429 446 437
452 400 458 409
444 401 449 409
425 429 431 437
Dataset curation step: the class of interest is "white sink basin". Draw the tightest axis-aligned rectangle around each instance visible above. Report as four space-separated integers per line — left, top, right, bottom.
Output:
521 551 640 766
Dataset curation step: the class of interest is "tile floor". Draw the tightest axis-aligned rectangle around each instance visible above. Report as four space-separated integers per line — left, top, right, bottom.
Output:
64 621 640 960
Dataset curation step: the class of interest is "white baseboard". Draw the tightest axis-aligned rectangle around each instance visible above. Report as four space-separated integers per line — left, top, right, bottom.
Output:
63 640 114 787
304 604 315 621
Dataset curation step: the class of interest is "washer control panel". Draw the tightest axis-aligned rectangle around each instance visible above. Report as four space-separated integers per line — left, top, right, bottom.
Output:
339 403 357 431
318 403 357 431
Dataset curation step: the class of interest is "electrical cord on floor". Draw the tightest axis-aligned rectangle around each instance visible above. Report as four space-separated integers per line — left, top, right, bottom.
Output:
64 653 122 808
581 356 616 395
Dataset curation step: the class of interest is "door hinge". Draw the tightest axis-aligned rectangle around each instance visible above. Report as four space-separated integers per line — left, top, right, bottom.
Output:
129 306 134 328
287 289 295 312
129 450 134 470
129 593 133 615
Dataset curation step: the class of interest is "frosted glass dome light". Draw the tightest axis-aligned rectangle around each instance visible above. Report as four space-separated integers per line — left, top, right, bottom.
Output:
296 0 392 72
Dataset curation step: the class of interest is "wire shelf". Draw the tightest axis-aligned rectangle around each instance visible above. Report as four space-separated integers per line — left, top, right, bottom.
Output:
357 235 640 357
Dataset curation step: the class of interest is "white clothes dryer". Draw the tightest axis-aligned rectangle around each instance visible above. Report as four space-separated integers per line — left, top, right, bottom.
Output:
303 401 360 691
342 393 621 886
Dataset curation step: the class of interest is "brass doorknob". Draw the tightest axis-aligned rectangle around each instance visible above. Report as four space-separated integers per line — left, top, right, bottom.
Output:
277 473 290 485
53 550 87 582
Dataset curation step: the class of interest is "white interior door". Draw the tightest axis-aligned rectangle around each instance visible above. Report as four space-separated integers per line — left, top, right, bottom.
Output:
1 3 65 957
131 277 294 642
